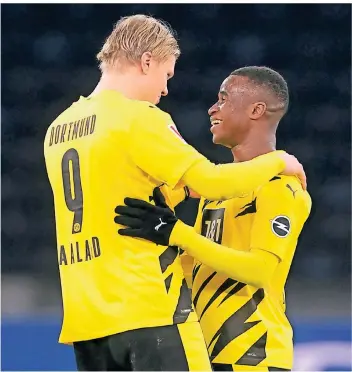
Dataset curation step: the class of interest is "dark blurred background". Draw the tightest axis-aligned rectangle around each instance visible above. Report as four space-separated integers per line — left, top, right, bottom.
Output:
1 3 351 371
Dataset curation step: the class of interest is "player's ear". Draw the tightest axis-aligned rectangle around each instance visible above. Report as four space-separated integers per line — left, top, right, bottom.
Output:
141 52 152 75
248 102 266 120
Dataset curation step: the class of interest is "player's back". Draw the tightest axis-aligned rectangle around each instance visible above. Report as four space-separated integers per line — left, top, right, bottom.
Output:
44 91 197 344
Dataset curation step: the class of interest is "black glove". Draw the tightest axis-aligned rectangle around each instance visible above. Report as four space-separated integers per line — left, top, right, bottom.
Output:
114 187 178 246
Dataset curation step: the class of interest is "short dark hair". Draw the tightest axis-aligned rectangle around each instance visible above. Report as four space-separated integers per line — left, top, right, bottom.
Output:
231 66 289 113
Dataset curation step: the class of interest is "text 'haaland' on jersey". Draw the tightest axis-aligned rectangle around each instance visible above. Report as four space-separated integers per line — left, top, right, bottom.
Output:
59 236 101 266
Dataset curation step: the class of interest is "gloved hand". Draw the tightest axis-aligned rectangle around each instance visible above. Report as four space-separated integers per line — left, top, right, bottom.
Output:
114 187 178 246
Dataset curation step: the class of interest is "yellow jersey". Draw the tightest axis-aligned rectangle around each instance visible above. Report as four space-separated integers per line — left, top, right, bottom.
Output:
184 176 311 369
44 90 204 343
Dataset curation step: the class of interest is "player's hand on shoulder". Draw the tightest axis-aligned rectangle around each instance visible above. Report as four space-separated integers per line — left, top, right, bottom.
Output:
278 152 307 190
114 187 178 246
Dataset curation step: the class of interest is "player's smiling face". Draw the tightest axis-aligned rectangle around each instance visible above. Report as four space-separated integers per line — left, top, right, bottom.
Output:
141 53 176 104
208 75 252 148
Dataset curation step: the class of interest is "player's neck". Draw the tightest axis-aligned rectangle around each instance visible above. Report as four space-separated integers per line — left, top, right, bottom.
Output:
231 133 276 163
90 71 145 101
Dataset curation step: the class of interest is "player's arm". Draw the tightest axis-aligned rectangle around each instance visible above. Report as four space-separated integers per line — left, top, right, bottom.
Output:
170 180 311 288
129 106 306 200
167 186 190 208
116 184 311 288
171 228 279 288
181 153 305 200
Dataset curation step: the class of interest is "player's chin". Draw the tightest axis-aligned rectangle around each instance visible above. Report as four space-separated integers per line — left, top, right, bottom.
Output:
212 134 232 148
212 134 220 144
212 131 224 144
148 95 161 105
211 127 220 142
211 127 231 147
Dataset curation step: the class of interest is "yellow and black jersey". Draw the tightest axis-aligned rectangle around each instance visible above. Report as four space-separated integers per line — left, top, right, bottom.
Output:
183 175 311 369
44 90 203 343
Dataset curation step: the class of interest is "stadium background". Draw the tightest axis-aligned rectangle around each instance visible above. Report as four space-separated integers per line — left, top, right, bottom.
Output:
1 3 351 371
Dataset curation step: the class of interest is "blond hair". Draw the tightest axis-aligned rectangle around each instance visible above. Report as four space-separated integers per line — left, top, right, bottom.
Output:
97 14 180 69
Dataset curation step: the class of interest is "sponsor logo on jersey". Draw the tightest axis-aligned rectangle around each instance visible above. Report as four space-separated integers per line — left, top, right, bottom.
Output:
271 215 291 237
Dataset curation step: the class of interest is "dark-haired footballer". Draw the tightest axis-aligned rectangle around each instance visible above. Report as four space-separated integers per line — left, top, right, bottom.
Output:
115 66 311 371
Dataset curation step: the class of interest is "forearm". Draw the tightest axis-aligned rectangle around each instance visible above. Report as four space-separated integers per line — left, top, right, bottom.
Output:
168 186 189 208
182 151 285 200
170 221 279 288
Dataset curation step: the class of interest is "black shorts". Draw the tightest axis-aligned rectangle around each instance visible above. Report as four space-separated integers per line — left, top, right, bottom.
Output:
73 322 211 371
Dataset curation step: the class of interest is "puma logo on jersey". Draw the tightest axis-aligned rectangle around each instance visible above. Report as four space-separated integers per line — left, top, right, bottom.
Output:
286 184 298 198
155 218 167 231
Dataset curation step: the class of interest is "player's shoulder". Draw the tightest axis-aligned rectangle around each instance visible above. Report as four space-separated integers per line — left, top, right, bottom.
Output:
257 175 312 212
132 100 172 123
45 105 73 139
49 95 87 126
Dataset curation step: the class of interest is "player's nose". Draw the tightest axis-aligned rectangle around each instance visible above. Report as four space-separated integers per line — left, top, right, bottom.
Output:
208 103 218 116
161 86 168 96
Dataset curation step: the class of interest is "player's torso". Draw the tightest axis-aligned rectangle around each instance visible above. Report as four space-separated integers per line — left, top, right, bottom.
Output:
193 184 294 368
44 92 196 343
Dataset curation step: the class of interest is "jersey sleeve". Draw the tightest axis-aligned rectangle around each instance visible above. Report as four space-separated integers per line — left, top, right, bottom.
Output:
170 219 280 287
129 105 205 189
250 178 312 261
167 186 188 208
